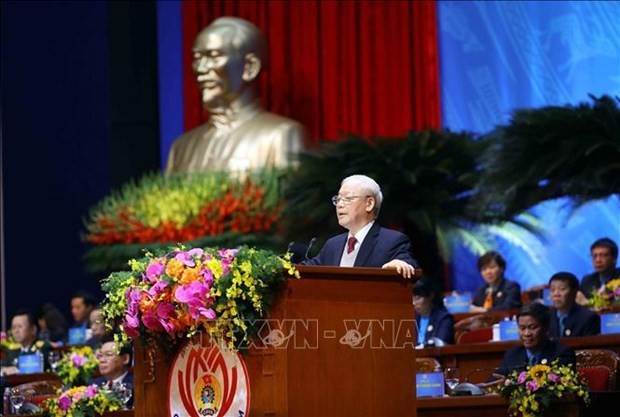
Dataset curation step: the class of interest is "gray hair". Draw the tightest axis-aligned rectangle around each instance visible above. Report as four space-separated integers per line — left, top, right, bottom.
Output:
206 17 267 63
341 175 383 216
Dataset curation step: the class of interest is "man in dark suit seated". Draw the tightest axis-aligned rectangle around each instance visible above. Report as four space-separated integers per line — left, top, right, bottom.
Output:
92 335 134 408
0 309 51 376
302 174 419 278
549 272 600 338
578 237 620 304
496 303 575 377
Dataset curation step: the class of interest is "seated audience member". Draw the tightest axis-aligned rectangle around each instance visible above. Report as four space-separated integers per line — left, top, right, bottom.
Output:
70 290 97 330
86 307 111 349
36 302 68 347
471 251 522 312
549 272 600 338
302 175 419 278
0 309 52 375
496 303 575 376
578 237 619 304
412 275 455 346
92 335 134 408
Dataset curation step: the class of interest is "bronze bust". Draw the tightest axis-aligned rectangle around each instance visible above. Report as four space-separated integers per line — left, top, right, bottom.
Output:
166 17 306 175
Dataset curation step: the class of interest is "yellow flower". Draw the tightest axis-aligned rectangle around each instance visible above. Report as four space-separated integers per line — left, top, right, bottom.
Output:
165 259 185 278
528 364 551 385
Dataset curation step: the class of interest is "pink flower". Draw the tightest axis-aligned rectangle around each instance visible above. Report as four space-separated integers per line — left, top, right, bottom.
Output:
0 331 6 341
174 281 209 307
141 311 163 332
526 380 539 392
147 280 169 297
125 313 139 329
71 354 86 367
156 302 176 319
145 261 165 282
188 248 204 258
548 372 560 383
86 384 99 398
123 322 140 338
72 390 83 401
174 248 204 268
123 313 140 337
193 306 216 320
58 395 72 410
517 371 527 384
126 288 141 316
200 268 214 286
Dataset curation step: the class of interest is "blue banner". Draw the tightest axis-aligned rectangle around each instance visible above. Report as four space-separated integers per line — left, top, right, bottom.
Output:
601 313 620 335
416 372 446 398
499 320 519 341
444 293 472 313
18 354 43 374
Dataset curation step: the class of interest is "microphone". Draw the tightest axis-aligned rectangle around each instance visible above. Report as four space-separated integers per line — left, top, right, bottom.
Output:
286 241 295 254
304 237 317 260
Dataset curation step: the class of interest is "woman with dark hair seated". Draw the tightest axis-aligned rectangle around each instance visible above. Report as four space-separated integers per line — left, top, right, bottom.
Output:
471 251 522 312
496 303 575 376
413 275 455 347
36 302 68 347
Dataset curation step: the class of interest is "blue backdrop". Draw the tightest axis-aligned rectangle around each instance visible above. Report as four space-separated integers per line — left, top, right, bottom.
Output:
437 1 620 292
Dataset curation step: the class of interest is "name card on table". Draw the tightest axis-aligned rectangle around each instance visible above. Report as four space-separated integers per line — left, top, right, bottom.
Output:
416 372 445 397
601 313 620 334
18 353 43 374
444 293 472 314
499 320 519 341
68 327 87 345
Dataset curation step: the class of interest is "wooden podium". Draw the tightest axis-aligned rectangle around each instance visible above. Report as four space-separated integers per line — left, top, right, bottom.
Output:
134 265 418 416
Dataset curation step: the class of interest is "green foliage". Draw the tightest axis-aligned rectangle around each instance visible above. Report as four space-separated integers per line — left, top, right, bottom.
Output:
473 95 620 218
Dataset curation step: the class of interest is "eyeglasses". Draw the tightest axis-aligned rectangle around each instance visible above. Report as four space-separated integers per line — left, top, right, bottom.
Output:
96 351 117 360
331 195 371 206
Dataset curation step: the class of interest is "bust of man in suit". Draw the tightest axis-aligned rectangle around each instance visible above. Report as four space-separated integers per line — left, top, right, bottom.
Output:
166 17 305 175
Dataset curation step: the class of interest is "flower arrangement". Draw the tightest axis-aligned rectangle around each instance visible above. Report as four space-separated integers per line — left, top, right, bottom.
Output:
586 278 620 310
56 346 99 387
83 169 287 272
41 384 123 417
101 245 298 353
0 331 19 351
500 359 589 417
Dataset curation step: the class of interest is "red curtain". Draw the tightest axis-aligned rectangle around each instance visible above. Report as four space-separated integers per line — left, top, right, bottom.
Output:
182 0 441 142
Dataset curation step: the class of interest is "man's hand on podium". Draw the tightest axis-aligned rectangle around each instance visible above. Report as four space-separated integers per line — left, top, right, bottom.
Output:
382 259 415 279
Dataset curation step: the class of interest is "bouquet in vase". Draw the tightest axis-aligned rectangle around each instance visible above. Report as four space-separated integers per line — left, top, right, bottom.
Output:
41 384 122 417
586 278 620 309
500 359 589 417
56 346 99 387
101 245 298 353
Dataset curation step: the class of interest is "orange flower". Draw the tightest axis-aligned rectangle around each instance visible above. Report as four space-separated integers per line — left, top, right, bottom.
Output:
181 267 200 284
165 259 184 279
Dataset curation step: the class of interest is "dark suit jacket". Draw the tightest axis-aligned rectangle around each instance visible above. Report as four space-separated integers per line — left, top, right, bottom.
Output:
472 278 522 310
416 307 455 345
581 268 620 298
302 222 418 267
496 339 576 376
92 371 134 408
549 305 600 338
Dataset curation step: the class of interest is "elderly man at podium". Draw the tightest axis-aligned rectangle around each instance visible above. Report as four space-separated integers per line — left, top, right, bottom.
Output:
166 17 305 175
302 175 419 278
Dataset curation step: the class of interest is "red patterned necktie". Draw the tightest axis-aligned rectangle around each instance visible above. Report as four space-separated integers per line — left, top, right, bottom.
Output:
347 236 357 254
